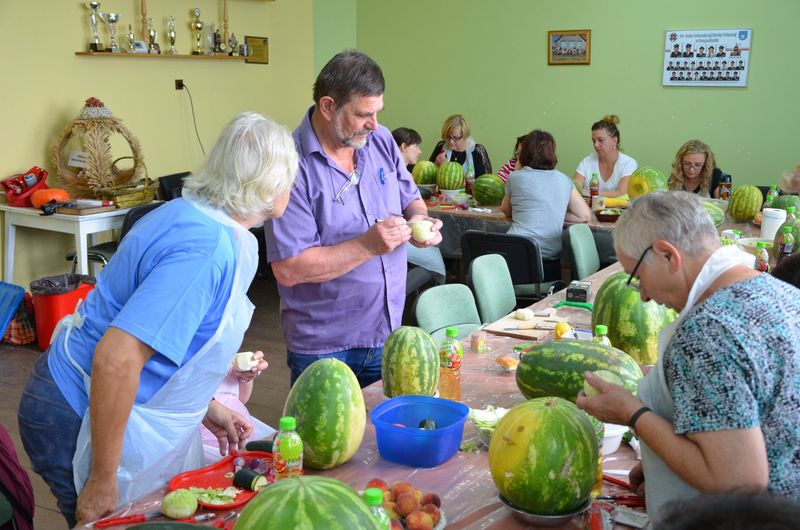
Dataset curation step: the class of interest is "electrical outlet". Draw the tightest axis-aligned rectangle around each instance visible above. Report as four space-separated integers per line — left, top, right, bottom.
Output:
174 79 184 90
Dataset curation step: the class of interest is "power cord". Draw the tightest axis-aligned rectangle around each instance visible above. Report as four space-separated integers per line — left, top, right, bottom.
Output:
181 82 206 156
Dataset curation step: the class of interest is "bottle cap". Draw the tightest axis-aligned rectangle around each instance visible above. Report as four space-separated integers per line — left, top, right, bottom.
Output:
787 207 796 213
785 226 793 233
594 324 608 335
445 327 458 337
756 241 767 248
770 184 777 190
279 416 296 430
363 488 384 506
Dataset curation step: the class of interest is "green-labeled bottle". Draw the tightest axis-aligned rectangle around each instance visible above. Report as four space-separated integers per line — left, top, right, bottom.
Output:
273 416 303 480
438 327 462 401
785 207 797 224
754 241 770 273
777 225 795 264
363 488 391 530
592 324 612 347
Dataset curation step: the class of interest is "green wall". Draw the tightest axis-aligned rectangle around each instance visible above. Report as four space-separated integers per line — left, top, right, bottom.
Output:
356 0 800 186
314 0 357 73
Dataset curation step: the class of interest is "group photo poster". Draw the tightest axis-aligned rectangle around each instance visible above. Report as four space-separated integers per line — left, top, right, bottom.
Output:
663 29 752 87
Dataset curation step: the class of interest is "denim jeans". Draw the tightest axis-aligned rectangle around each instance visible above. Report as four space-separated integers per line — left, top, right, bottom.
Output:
287 347 383 388
17 353 82 528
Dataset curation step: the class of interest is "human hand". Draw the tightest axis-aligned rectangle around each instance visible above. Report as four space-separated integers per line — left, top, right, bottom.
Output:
629 462 646 497
362 217 411 255
76 474 119 526
407 214 443 248
435 149 448 166
575 371 642 426
232 351 267 383
203 400 254 456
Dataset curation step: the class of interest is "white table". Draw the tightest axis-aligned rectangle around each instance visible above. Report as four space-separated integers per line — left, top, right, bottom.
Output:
0 204 131 283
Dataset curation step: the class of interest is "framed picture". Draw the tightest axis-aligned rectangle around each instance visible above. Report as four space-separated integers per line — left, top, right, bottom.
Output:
662 29 751 87
244 36 269 64
548 30 591 65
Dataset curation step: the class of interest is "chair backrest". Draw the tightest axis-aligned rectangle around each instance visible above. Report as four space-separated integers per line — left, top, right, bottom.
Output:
414 283 481 341
461 230 546 285
121 202 164 239
568 224 600 280
468 254 516 323
158 171 190 201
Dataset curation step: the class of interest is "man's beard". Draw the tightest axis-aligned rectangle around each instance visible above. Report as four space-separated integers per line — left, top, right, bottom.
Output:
334 114 373 150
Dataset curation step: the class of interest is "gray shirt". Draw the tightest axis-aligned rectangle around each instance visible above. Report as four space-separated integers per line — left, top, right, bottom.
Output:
505 167 573 258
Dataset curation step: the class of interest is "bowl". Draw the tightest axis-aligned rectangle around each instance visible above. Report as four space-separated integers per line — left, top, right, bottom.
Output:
498 494 591 527
418 184 437 200
371 395 469 467
440 189 469 205
601 422 628 456
595 210 623 223
737 237 774 256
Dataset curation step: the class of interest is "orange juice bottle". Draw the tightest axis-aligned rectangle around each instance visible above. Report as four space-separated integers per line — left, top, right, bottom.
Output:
438 327 462 401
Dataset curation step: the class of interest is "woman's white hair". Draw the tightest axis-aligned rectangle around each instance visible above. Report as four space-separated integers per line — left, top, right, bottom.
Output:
183 112 298 218
614 191 720 260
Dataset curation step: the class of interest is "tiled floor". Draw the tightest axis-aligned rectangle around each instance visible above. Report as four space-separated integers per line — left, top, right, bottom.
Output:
1 277 289 529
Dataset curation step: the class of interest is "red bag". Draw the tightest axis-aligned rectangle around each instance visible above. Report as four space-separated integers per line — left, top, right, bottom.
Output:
2 293 35 346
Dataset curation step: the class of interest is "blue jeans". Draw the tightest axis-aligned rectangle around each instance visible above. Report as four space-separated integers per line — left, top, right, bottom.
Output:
287 347 383 388
17 353 82 528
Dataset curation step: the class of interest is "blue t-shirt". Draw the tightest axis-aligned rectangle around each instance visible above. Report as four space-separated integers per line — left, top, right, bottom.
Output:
48 198 237 417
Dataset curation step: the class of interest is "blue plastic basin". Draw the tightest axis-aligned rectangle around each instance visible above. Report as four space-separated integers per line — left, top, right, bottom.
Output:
371 395 469 468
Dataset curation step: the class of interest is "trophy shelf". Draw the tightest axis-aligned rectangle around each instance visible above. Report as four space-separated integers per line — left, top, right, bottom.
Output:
75 51 245 61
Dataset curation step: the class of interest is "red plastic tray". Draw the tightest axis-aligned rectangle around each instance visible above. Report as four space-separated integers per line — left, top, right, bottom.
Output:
168 451 272 510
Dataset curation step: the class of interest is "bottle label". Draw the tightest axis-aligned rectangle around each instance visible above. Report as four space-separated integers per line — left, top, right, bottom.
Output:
274 432 303 479
440 343 463 370
755 253 770 272
779 242 794 255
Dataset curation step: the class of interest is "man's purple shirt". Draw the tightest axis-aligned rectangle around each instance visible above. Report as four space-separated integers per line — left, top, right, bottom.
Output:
265 107 421 354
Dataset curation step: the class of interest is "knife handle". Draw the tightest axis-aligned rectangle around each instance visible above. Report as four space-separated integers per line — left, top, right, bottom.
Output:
95 514 147 528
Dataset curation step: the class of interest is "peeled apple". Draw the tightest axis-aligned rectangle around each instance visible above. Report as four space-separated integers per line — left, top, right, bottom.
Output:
411 220 435 243
234 351 258 371
515 308 534 321
583 370 624 397
161 489 198 519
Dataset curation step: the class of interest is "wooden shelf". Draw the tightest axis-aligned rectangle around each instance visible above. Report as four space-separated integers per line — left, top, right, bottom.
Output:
75 51 244 61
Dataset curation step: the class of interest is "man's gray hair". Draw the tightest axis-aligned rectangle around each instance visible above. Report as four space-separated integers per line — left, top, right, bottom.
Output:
614 191 720 260
183 112 298 219
312 49 385 107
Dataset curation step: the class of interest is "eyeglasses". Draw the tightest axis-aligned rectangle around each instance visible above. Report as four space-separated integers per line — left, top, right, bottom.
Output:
446 135 463 142
682 161 705 170
626 246 653 292
333 167 361 204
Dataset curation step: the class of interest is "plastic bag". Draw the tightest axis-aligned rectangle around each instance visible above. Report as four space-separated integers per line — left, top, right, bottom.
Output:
29 274 96 295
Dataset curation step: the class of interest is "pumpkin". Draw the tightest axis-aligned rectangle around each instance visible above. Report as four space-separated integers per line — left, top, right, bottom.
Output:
31 188 70 209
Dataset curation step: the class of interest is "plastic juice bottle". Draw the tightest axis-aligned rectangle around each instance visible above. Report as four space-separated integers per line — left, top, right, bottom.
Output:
438 327 462 401
777 225 795 264
785 207 797 224
363 488 391 530
754 242 770 273
763 184 779 209
592 325 612 347
273 416 303 480
719 173 732 200
589 172 600 208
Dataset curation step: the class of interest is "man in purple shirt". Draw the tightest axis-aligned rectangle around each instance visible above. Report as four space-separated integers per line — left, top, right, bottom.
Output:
265 50 442 387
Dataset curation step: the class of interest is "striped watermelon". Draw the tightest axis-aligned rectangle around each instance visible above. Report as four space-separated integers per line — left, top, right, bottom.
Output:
772 194 800 212
381 326 439 397
591 272 677 365
728 185 762 222
701 199 725 228
773 216 800 256
472 174 505 205
282 359 365 469
412 161 437 185
488 397 597 514
235 476 382 530
436 161 464 190
516 340 643 401
627 167 667 199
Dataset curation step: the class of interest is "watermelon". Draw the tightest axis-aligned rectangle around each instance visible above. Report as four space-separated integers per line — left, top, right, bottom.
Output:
472 174 505 205
235 476 382 530
772 194 800 212
591 272 677 365
627 167 667 199
773 216 800 256
488 397 597 514
282 359 365 469
728 184 762 222
516 340 643 401
412 161 437 185
381 326 439 397
701 199 725 228
436 161 464 190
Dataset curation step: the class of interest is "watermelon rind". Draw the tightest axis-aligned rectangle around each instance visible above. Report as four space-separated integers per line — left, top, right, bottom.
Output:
382 326 440 397
772 194 800 213
437 161 465 190
412 161 437 185
728 184 762 222
627 167 667 200
472 174 505 205
282 359 366 469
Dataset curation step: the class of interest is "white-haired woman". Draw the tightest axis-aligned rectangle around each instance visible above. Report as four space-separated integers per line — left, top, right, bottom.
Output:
576 191 800 523
17 112 299 527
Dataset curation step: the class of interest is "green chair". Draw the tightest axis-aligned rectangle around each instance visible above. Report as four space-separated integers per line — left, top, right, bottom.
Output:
414 283 482 342
468 254 516 324
568 224 600 280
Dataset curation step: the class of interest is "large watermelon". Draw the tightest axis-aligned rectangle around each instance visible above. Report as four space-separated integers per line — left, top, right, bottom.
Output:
591 272 677 365
235 476 382 530
627 167 667 199
381 326 439 397
471 174 505 205
773 216 800 256
436 161 464 190
701 199 725 228
282 359 365 469
516 340 643 401
728 184 762 222
772 194 800 212
412 161 437 185
488 397 597 515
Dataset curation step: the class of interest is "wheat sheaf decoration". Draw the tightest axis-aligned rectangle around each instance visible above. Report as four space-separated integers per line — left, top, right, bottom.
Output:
52 97 147 199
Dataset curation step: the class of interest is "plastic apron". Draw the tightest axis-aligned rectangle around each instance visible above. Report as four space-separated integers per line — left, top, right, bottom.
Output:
66 195 258 505
636 245 754 521
443 137 476 178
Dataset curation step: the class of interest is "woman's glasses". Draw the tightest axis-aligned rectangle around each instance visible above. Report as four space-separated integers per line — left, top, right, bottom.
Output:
682 161 704 170
626 246 653 292
446 135 463 142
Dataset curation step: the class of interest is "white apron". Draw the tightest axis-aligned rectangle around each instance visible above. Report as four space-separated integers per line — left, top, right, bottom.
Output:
65 196 258 505
444 137 477 178
637 245 754 521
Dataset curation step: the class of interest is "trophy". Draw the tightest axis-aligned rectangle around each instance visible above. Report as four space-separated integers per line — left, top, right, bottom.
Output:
191 8 204 55
88 2 102 51
228 33 238 56
126 24 135 53
105 13 121 53
205 22 216 55
166 16 177 54
147 18 160 54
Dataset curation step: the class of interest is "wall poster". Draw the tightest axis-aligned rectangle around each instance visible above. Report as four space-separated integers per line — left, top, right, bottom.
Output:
663 29 751 87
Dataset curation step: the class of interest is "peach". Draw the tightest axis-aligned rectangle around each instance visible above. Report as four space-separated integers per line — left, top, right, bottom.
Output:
422 492 441 508
394 492 421 517
422 503 441 526
405 510 434 530
383 501 400 520
383 490 393 502
390 481 414 500
390 520 403 530
413 488 424 504
366 478 390 492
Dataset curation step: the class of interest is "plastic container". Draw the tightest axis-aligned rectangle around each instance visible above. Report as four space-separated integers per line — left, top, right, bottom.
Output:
273 416 303 480
371 395 469 468
0 282 25 340
601 423 628 456
439 327 462 401
30 275 95 351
